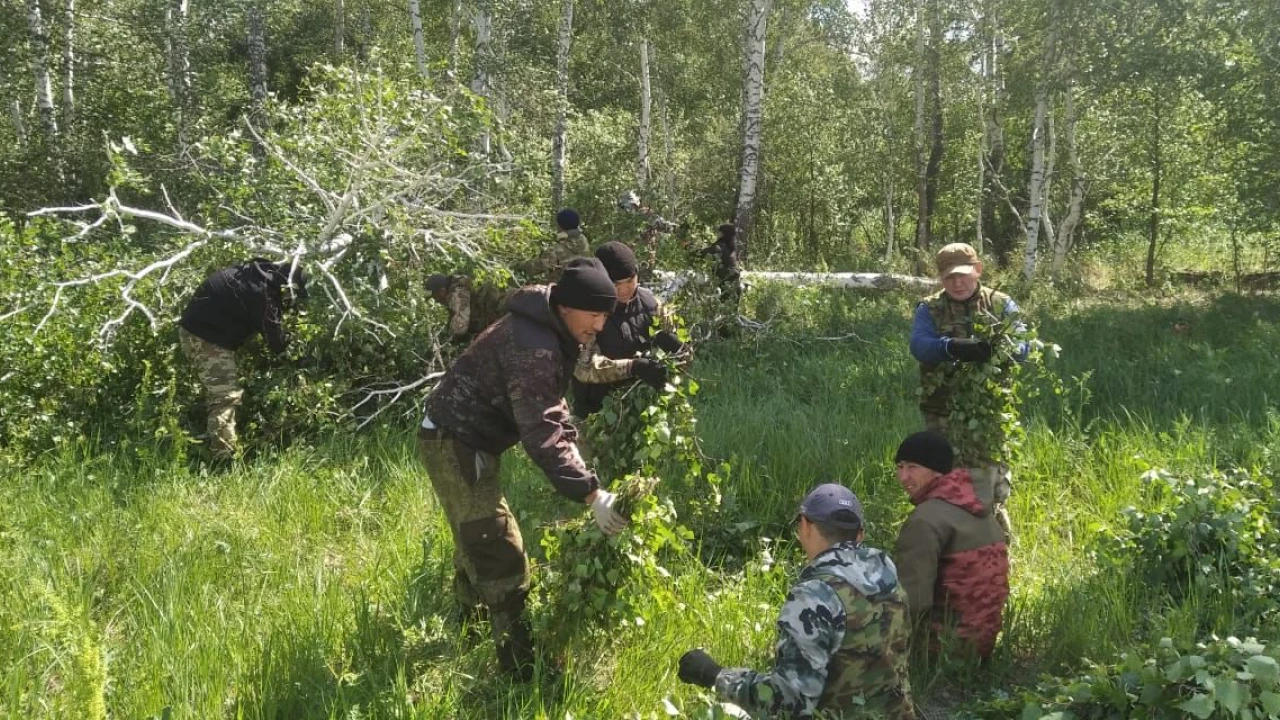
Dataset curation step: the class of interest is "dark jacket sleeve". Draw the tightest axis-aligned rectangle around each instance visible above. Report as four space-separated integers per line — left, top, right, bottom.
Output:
503 346 600 501
258 287 288 354
895 507 948 619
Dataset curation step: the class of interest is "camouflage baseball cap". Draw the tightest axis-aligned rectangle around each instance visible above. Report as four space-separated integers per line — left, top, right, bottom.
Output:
798 483 865 530
936 242 981 278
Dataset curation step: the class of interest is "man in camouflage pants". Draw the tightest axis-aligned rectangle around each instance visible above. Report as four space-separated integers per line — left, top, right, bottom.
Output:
678 484 917 719
426 273 510 345
521 208 590 283
178 258 308 462
420 257 669 680
893 432 1010 659
908 243 1026 539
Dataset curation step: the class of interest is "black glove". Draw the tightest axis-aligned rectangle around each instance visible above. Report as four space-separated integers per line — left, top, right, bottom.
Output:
678 648 723 688
631 358 669 389
948 337 993 363
652 330 686 355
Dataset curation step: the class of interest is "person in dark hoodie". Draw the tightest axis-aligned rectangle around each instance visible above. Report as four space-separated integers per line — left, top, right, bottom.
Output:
419 257 668 680
570 241 684 417
178 258 308 462
701 223 742 303
677 483 916 719
892 431 1010 659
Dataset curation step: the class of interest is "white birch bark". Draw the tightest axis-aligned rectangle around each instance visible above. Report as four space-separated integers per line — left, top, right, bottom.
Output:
1041 108 1057 256
449 0 463 78
733 0 772 260
661 92 676 215
1022 8 1058 281
409 0 428 80
10 99 26 144
551 0 574 208
247 3 269 115
167 0 192 145
26 0 58 139
636 38 652 192
471 0 493 158
883 174 896 263
1053 70 1085 279
61 0 74 131
911 1 927 272
334 0 345 57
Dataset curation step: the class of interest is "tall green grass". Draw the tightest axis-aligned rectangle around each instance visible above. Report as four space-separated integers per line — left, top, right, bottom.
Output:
1 286 1277 718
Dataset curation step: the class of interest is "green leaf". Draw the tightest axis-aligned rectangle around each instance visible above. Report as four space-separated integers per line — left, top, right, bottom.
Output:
1258 690 1280 716
1215 678 1249 713
1247 656 1280 688
1177 693 1215 719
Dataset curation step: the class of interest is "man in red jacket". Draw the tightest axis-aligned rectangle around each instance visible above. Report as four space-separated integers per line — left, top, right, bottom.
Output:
892 431 1009 659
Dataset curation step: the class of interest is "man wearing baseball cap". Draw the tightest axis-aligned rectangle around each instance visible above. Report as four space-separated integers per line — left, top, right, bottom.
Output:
908 242 1026 537
893 431 1010 659
419 257 661 680
677 484 916 719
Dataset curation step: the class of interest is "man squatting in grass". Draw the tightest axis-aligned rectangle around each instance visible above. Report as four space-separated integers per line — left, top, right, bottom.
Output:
418 257 670 679
178 258 308 463
678 484 917 720
571 240 685 418
909 242 1027 538
893 431 1010 659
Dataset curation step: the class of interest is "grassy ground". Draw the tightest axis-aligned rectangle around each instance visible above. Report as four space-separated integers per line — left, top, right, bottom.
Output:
1 284 1278 719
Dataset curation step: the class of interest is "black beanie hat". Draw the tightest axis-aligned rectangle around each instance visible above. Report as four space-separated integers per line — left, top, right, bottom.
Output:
556 208 581 230
894 431 954 474
426 274 451 294
594 241 639 282
551 257 617 313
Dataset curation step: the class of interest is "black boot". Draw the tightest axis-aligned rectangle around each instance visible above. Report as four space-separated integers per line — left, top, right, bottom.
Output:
492 594 536 682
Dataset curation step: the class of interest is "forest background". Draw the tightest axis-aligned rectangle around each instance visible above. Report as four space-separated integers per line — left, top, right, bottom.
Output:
1 0 1279 718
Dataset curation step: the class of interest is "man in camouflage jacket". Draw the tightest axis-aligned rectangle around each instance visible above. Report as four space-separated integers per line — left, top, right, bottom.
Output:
678 484 916 719
521 208 590 282
419 257 668 680
426 273 510 345
893 431 1010 659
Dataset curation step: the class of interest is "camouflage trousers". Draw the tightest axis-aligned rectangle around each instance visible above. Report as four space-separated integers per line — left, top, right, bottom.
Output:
179 328 242 461
923 413 1013 542
417 426 532 671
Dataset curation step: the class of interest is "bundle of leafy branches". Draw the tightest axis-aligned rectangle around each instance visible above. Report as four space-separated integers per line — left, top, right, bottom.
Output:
920 312 1060 467
964 636 1280 719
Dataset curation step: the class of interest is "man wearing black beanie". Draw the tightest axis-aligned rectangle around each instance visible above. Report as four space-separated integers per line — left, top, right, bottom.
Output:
418 256 664 681
521 207 591 282
571 241 684 417
892 431 1009 660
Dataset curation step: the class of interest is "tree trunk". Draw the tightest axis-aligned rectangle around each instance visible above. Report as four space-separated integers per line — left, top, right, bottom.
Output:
653 270 936 296
10 99 25 145
913 0 943 275
61 0 74 131
770 4 790 75
733 0 771 262
661 92 676 215
637 38 652 192
334 0 345 58
247 3 268 113
471 0 493 158
883 174 896 263
448 0 463 79
1145 96 1162 287
1023 4 1059 282
409 0 428 79
1052 73 1085 279
551 0 573 208
166 0 192 146
979 8 1011 265
25 0 58 140
1041 109 1057 260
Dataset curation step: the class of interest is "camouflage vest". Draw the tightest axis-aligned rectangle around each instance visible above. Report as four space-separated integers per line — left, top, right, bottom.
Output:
812 572 915 720
918 285 1010 415
467 280 510 337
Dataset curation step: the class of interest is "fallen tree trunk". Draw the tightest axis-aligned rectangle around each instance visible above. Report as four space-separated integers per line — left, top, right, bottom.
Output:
652 269 937 297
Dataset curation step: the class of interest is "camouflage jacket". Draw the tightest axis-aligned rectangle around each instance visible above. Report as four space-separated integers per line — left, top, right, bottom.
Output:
571 287 675 416
443 275 509 340
716 542 915 719
423 286 631 501
523 228 590 281
895 468 1009 658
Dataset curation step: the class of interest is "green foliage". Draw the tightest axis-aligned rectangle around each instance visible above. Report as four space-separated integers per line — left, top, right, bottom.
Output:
1102 468 1280 617
966 636 1280 720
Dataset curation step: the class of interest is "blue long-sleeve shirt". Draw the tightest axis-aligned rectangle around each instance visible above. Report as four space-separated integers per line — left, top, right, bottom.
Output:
908 295 1028 364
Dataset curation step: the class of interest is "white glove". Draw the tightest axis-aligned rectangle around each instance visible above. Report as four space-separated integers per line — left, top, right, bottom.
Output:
590 490 629 535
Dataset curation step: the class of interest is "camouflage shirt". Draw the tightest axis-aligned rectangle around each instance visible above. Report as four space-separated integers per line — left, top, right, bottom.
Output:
523 228 590 282
424 286 631 501
442 275 509 340
716 542 915 719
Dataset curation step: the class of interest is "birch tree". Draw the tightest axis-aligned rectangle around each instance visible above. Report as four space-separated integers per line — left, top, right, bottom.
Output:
912 0 943 275
448 0 464 78
1022 0 1059 281
166 0 192 146
247 2 268 119
471 0 493 158
637 38 652 192
733 0 771 262
409 0 428 80
60 0 73 131
9 99 25 144
334 0 345 58
1052 59 1085 279
25 0 58 140
551 0 574 209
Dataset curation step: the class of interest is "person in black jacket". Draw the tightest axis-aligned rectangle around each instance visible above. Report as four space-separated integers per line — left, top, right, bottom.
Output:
571 241 684 417
178 258 308 461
